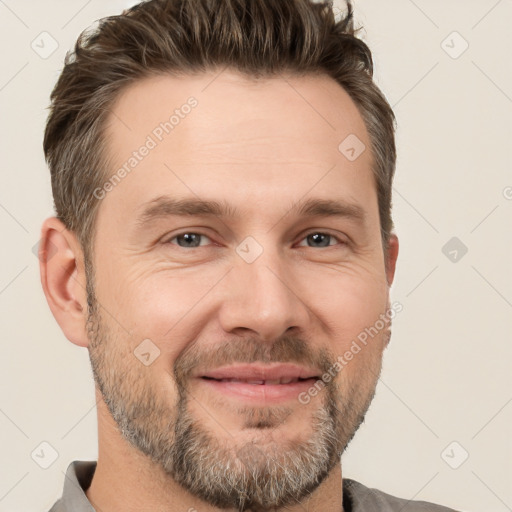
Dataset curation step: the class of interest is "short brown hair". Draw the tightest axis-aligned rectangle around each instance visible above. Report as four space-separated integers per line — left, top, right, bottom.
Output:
43 0 396 267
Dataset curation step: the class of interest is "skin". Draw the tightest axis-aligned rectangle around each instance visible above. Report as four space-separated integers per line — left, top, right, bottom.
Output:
40 70 399 512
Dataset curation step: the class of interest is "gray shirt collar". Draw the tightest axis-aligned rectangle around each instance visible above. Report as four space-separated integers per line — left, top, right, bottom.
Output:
49 460 458 512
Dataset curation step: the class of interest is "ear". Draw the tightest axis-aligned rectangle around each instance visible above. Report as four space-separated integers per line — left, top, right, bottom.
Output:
38 217 90 347
384 233 399 287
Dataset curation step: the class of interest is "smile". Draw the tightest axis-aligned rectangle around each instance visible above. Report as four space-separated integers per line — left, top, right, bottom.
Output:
202 376 313 385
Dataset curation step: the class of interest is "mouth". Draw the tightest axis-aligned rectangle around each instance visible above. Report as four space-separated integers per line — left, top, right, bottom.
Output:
201 376 315 385
196 363 321 403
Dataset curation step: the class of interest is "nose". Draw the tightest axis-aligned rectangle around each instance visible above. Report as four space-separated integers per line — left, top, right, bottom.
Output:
217 246 311 343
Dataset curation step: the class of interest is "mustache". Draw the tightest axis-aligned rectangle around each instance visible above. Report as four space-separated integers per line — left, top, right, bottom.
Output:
173 335 335 388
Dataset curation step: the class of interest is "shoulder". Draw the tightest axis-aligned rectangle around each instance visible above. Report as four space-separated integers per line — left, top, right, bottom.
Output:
343 478 462 512
47 460 97 512
47 497 64 512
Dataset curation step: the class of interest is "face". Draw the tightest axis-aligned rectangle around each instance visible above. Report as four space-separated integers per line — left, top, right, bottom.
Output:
85 70 396 510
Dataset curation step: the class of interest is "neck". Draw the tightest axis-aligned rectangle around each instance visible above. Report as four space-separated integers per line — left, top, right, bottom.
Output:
86 391 344 512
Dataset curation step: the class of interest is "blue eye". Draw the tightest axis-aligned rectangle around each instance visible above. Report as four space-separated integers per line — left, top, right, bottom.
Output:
166 232 212 248
296 232 345 248
165 231 345 250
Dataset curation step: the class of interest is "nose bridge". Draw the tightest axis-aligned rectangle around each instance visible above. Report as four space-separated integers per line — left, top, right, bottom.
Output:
218 237 309 341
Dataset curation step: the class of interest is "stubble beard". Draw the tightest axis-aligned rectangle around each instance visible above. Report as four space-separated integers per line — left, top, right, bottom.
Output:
85 268 382 511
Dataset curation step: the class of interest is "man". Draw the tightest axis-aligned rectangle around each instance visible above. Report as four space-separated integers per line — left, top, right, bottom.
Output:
39 0 461 511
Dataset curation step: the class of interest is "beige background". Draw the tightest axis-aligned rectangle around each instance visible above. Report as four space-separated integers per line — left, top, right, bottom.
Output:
0 1 511 511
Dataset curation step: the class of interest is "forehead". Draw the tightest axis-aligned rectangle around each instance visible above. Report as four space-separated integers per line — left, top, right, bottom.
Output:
105 70 369 153
99 70 375 224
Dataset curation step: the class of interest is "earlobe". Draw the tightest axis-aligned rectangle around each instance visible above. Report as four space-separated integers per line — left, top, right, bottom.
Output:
39 217 90 348
385 233 399 286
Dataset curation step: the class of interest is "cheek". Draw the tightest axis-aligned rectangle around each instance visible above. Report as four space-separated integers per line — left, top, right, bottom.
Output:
304 266 390 379
304 266 389 334
105 271 214 359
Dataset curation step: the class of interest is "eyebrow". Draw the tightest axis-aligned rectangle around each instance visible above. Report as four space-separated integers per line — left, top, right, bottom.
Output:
134 195 366 228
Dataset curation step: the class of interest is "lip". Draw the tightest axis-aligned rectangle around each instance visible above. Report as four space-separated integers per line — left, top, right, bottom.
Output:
199 363 320 381
195 363 321 404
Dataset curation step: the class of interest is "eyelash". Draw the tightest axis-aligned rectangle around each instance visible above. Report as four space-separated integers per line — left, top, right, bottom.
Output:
163 231 347 249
